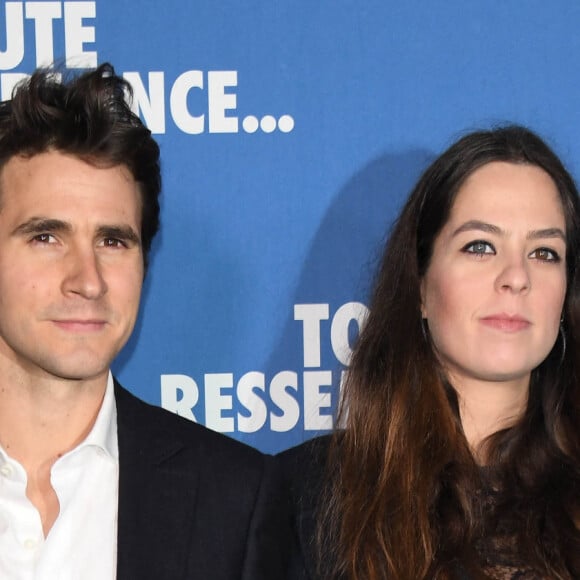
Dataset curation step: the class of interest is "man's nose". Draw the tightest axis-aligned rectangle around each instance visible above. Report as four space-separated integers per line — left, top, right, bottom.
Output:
61 245 107 299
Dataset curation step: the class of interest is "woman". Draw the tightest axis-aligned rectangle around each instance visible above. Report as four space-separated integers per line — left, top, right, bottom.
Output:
282 125 580 579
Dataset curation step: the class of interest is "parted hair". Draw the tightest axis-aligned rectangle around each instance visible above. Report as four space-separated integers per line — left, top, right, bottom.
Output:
0 62 161 265
322 126 580 579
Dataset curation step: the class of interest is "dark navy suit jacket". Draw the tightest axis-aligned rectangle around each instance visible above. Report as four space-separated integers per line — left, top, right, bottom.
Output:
114 381 292 579
279 436 332 580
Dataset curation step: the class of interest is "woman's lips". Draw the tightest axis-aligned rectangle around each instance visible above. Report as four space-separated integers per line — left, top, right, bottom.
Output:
479 314 531 332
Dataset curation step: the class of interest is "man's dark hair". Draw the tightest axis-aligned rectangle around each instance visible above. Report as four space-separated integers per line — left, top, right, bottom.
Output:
0 62 161 266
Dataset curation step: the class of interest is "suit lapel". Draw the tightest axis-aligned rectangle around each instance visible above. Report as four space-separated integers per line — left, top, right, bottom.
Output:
114 382 201 580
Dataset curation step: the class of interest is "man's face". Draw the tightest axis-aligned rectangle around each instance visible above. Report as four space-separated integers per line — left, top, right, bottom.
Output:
0 150 144 383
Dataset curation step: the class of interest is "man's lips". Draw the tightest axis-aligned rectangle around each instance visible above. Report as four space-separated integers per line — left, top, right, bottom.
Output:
52 319 107 332
479 314 531 332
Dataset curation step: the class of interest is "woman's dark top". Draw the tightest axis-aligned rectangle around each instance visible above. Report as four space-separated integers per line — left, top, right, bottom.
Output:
279 436 549 580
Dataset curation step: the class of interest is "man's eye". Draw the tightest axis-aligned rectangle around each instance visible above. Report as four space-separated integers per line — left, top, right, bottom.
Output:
529 247 561 263
461 240 495 255
32 233 55 244
102 238 127 248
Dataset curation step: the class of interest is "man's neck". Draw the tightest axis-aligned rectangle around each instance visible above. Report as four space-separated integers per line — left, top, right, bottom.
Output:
0 364 109 537
0 366 108 470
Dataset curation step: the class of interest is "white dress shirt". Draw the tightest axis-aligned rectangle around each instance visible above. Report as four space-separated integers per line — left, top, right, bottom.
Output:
0 372 119 579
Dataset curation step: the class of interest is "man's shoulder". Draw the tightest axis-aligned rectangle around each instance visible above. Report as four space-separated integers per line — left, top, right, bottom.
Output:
113 383 293 580
114 380 265 470
278 434 334 502
278 434 333 473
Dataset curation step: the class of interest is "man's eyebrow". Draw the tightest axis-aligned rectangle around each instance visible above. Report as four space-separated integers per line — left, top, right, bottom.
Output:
12 217 71 236
96 225 141 245
12 218 141 245
452 220 566 242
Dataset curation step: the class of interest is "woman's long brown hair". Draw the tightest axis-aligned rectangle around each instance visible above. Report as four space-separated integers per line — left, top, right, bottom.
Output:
319 126 580 579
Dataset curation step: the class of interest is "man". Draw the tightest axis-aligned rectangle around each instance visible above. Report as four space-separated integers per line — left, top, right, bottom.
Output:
0 63 291 579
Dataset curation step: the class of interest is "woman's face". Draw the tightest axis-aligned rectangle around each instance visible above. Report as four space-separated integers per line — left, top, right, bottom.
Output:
420 161 567 391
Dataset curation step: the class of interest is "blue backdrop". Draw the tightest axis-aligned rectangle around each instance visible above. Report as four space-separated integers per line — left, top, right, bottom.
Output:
1 0 579 453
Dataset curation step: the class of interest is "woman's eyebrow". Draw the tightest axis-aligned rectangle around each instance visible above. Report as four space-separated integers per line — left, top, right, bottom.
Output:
452 220 566 242
452 220 501 237
527 227 566 241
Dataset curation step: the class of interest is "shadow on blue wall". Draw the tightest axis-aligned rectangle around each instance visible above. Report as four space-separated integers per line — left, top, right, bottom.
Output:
114 148 435 454
256 148 435 453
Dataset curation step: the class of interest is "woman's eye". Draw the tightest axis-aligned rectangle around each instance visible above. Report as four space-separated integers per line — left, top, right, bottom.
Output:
529 247 561 262
461 240 495 255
